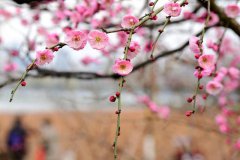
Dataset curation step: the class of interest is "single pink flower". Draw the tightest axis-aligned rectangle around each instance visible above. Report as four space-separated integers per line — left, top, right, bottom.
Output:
117 31 128 46
183 11 195 19
215 114 227 125
206 39 218 52
112 59 133 76
234 139 240 150
4 62 17 72
45 33 59 48
81 56 99 66
36 49 54 66
228 67 240 80
198 54 216 69
144 41 153 52
225 4 240 18
163 2 181 17
189 36 201 54
213 72 225 82
148 102 158 112
195 12 219 26
219 123 230 134
224 79 239 92
206 80 223 95
65 30 87 50
218 95 227 107
127 41 140 59
10 50 19 57
88 30 109 50
158 106 170 119
121 15 139 28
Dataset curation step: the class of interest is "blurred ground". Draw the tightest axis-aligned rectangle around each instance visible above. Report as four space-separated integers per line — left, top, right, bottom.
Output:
0 109 233 160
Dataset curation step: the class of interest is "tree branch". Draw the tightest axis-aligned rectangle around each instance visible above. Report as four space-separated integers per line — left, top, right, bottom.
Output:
198 0 240 36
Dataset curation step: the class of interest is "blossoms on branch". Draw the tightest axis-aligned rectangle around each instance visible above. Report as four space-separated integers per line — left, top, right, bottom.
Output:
88 30 109 50
189 36 201 54
206 39 218 52
36 49 54 66
121 15 139 28
127 41 140 59
112 59 133 76
65 30 87 50
198 54 216 69
206 80 223 95
163 2 181 17
225 4 240 18
195 12 219 26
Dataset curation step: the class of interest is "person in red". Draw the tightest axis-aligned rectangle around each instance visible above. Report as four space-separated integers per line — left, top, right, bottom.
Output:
34 144 46 160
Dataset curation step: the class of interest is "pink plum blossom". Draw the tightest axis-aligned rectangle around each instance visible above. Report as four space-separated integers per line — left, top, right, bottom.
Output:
121 15 139 28
144 41 153 52
158 106 170 119
4 62 17 72
198 54 216 69
163 2 181 17
81 56 99 66
36 49 54 66
215 114 227 125
213 72 225 82
88 30 109 50
112 59 133 76
183 11 195 19
206 39 218 52
65 30 87 50
45 33 59 48
10 50 19 57
228 67 240 80
189 36 201 54
127 41 140 59
218 95 227 107
148 102 158 112
117 31 128 46
206 80 223 95
225 4 240 18
224 80 239 92
195 12 219 26
219 123 230 134
234 139 240 150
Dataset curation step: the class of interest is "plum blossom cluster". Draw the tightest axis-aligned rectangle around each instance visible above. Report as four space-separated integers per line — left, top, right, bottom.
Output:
65 30 109 51
215 109 240 150
35 29 109 66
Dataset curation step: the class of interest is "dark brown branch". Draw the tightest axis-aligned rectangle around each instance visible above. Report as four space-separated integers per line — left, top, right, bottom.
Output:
0 26 213 88
198 0 240 36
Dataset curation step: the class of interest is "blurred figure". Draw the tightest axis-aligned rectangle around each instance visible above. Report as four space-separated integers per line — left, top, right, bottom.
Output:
38 119 59 160
6 117 27 160
62 149 76 160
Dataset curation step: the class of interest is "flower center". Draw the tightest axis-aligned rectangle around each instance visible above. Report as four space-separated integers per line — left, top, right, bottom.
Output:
202 57 208 63
40 54 47 61
129 19 135 26
120 64 126 70
73 35 80 42
95 37 101 42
